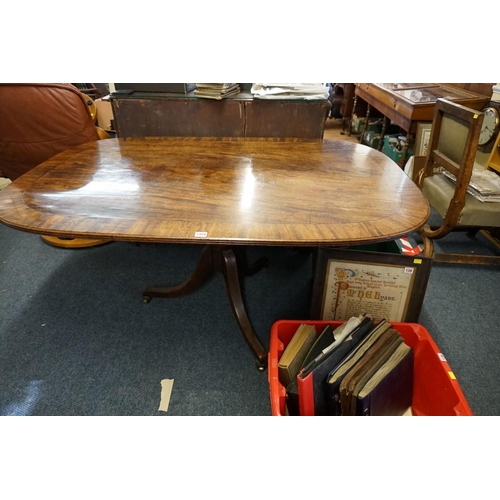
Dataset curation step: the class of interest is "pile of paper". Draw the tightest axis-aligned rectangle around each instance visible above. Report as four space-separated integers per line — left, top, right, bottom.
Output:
194 83 240 100
440 168 500 202
251 83 329 100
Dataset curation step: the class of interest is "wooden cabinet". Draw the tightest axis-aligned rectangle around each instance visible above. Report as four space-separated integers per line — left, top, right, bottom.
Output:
355 83 489 133
331 83 355 119
353 83 492 166
109 91 331 139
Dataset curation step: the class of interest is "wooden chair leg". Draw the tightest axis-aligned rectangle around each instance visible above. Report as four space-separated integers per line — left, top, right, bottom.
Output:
421 233 435 259
421 228 500 266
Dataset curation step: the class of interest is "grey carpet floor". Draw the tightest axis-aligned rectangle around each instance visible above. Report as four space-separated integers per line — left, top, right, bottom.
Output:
1 217 499 416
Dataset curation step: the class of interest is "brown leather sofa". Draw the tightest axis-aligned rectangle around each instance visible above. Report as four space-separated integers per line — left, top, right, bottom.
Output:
0 83 101 181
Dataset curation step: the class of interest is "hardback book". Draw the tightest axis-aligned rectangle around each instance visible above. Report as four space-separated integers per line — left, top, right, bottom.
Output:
300 324 336 368
300 315 370 379
354 342 413 416
195 85 239 95
285 316 367 416
278 323 317 388
300 315 365 371
297 316 375 416
325 320 391 416
339 329 403 415
339 329 413 416
285 323 335 416
194 84 240 100
196 83 237 90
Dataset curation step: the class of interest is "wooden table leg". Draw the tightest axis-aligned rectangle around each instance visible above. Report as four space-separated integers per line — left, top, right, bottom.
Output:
142 245 268 370
360 104 371 143
400 132 414 167
143 245 214 299
341 93 355 135
219 248 268 370
346 94 357 137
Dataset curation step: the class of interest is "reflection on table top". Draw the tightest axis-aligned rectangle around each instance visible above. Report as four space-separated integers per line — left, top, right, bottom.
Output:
0 137 430 246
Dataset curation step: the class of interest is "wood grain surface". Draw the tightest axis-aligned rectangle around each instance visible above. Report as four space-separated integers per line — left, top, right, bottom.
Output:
0 137 430 246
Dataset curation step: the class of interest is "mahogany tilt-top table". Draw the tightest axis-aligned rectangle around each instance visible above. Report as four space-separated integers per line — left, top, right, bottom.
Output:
0 137 430 369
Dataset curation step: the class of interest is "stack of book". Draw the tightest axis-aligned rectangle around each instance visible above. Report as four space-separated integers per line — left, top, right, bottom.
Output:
440 167 500 203
278 315 414 416
194 83 240 100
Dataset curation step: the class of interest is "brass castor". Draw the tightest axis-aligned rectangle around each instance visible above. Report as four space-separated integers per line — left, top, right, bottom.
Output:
256 360 267 372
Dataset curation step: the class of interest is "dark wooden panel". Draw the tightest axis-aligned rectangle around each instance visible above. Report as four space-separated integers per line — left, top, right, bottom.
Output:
111 98 246 137
446 83 494 97
245 99 330 138
111 96 330 139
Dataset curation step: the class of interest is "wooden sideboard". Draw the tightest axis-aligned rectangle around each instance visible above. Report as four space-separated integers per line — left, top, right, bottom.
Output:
108 91 331 139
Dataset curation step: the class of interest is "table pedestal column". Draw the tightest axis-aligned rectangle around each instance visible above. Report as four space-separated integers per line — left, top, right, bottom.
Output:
142 245 268 370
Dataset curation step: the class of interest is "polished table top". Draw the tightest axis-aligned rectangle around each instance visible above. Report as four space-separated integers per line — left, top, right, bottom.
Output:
0 137 430 246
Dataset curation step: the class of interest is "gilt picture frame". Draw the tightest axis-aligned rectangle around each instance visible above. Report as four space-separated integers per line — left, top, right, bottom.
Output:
415 122 433 156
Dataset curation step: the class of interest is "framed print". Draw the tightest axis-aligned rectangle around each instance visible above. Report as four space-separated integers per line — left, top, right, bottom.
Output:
311 247 432 323
415 122 433 156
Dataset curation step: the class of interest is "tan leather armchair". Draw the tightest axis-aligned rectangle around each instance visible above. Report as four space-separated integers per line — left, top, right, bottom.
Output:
0 83 111 247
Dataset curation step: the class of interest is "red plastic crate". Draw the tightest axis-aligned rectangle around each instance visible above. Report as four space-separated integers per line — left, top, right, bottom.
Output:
268 320 473 416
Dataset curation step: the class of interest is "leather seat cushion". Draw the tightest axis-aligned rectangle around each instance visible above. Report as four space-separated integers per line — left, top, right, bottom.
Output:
0 83 100 180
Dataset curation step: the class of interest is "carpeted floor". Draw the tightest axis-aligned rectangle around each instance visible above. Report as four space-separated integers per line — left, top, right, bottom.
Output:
1 215 500 416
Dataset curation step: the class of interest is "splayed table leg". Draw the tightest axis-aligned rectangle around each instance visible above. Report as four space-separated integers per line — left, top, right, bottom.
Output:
142 245 268 370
